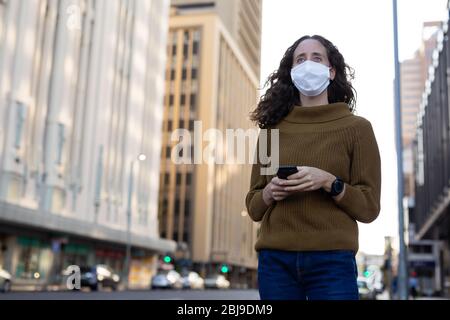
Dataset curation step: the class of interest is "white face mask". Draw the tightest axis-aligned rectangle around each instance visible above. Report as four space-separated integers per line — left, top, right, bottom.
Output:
290 60 331 97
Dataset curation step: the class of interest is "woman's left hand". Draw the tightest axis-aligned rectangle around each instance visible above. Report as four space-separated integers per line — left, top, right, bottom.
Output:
278 166 335 193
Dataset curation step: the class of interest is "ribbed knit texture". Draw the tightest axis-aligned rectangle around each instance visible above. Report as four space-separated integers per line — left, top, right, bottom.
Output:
246 102 381 253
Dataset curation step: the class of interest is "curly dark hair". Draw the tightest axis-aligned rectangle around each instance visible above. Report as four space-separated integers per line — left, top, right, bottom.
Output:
250 35 356 128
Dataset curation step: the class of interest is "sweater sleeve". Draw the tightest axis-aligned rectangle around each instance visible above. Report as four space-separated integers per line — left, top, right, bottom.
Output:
334 120 381 223
245 132 274 222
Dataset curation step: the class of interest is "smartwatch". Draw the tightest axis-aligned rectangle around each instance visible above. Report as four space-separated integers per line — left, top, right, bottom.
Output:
327 176 344 197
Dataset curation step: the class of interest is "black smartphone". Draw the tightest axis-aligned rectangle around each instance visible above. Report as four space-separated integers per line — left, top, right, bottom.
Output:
276 166 299 179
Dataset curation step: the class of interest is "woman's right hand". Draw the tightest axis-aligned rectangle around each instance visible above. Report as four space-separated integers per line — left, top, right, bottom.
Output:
262 177 290 205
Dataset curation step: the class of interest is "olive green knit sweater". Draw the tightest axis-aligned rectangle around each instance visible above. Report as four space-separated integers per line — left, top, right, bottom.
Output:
245 102 381 253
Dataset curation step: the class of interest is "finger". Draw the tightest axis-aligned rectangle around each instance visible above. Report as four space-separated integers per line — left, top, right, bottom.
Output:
270 184 285 192
271 176 285 186
273 191 289 196
287 170 308 180
284 181 314 192
278 178 308 186
280 177 311 189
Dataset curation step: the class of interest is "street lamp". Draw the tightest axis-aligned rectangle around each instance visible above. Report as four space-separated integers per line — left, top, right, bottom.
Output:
392 0 408 300
124 153 146 290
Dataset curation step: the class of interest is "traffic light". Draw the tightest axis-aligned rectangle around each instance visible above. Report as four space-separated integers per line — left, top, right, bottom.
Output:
220 264 229 274
163 255 172 264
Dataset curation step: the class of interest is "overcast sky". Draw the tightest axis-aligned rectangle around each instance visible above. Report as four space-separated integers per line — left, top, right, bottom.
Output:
260 0 448 254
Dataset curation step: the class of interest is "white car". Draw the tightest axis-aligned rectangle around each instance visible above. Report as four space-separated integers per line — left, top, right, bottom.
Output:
204 274 230 289
181 271 205 290
151 270 183 289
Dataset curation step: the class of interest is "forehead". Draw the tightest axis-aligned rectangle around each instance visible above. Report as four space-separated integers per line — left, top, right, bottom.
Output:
293 39 327 58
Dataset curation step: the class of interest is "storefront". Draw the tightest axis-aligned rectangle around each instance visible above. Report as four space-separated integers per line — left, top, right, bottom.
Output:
61 243 93 269
15 236 53 284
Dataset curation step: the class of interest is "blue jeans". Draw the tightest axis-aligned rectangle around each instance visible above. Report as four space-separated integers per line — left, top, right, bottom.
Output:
258 249 359 300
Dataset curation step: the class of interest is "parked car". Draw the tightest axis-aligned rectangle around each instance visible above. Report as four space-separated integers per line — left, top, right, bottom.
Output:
151 270 183 289
204 274 230 289
357 277 377 300
71 265 120 291
181 271 204 290
0 267 12 293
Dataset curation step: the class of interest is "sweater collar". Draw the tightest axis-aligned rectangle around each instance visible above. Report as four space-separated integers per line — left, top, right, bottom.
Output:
283 102 352 124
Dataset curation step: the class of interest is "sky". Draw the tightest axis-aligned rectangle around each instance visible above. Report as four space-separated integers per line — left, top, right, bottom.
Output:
260 0 448 255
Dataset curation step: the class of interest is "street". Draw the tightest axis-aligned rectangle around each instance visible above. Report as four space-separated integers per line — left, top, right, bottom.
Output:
0 289 260 300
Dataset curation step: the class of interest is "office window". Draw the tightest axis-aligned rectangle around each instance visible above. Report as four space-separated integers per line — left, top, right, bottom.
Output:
191 68 197 79
180 94 186 105
57 123 65 164
190 94 196 111
164 173 170 184
193 41 199 55
186 173 192 185
185 200 191 216
14 101 27 149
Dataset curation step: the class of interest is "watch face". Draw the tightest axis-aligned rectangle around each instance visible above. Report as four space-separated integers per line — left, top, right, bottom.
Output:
334 179 344 193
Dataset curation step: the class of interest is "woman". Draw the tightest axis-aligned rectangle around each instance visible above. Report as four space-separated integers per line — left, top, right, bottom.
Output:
246 35 381 300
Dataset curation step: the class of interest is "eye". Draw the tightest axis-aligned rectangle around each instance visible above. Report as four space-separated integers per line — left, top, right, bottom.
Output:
313 57 322 62
296 57 305 63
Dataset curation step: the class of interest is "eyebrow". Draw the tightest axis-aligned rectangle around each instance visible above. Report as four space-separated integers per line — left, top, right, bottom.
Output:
294 52 324 60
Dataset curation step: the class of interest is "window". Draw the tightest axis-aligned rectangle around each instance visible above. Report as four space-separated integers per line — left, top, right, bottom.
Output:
180 94 186 105
191 68 197 79
186 173 192 185
185 200 191 216
182 68 187 80
170 69 176 80
188 120 194 131
169 94 174 106
190 94 196 111
57 123 65 165
179 120 185 129
164 173 170 184
14 101 27 149
167 120 172 131
193 41 199 55
176 173 182 185
166 146 172 159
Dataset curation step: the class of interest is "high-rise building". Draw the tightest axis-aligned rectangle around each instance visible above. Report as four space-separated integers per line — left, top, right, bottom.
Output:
401 21 441 198
171 0 262 77
410 12 450 296
0 0 174 289
159 10 261 287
